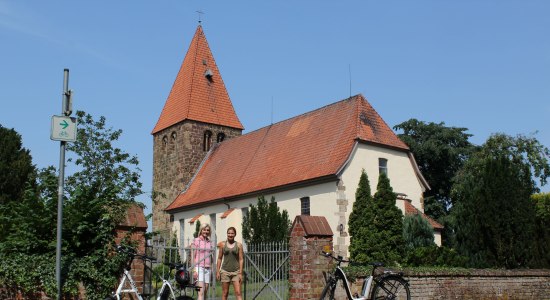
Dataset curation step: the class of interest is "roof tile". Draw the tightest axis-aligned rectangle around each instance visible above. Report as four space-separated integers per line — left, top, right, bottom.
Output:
166 95 410 211
152 25 243 134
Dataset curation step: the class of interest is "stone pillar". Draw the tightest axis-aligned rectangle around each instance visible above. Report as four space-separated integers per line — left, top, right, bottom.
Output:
114 204 148 293
289 215 334 300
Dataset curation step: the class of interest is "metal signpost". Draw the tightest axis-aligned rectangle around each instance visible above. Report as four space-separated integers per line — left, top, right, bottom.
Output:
50 69 74 300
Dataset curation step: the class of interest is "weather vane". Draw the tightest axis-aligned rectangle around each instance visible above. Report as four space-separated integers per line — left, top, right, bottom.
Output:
196 10 204 24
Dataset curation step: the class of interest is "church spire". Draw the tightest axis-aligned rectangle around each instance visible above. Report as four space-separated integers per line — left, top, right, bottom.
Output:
152 25 243 134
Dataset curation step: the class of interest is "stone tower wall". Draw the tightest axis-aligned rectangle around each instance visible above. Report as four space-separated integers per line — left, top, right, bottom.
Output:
152 120 241 233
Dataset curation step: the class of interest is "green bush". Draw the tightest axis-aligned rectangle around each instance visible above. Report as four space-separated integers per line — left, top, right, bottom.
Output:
402 246 468 267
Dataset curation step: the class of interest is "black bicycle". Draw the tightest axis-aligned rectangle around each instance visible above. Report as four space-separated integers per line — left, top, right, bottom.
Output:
319 251 410 300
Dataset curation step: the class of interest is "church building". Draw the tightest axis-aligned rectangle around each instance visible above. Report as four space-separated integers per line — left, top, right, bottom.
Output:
151 25 442 253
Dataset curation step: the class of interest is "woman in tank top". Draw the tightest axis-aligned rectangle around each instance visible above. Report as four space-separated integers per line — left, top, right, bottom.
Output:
216 227 244 300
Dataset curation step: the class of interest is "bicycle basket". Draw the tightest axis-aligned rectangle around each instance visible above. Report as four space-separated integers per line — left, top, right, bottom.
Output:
175 267 191 287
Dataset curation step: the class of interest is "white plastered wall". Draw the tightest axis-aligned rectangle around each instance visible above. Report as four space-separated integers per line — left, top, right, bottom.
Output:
171 181 340 248
171 142 430 253
340 143 426 211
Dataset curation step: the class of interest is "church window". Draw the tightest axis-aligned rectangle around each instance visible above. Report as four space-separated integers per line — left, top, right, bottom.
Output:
217 132 225 143
162 136 168 148
379 158 388 175
300 197 310 215
171 132 177 142
203 130 212 151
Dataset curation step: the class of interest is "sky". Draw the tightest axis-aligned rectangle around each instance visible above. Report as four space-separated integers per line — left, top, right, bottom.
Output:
1 0 549 221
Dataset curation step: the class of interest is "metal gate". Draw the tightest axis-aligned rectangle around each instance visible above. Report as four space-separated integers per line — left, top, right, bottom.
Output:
145 235 289 300
145 234 217 299
243 242 289 300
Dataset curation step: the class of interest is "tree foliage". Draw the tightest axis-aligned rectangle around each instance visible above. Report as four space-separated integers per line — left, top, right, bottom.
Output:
403 213 435 250
393 119 475 219
452 141 539 268
0 112 144 299
193 220 202 238
531 192 550 267
348 170 373 260
0 125 35 204
353 173 404 265
242 195 291 244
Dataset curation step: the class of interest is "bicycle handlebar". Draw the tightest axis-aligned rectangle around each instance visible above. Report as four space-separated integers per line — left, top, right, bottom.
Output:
321 251 350 263
116 245 157 262
321 251 384 268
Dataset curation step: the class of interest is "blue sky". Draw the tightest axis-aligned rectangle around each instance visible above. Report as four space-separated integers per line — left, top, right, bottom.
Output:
1 0 549 219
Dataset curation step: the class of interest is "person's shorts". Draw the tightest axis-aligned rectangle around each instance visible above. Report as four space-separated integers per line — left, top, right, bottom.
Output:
195 266 211 284
220 270 240 283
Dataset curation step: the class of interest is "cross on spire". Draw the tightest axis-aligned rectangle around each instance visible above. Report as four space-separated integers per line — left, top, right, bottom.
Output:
196 10 204 24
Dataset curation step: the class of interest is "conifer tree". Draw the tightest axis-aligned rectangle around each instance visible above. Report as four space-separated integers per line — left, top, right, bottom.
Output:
403 214 435 249
242 196 290 244
193 220 202 238
370 172 405 265
453 154 536 268
352 172 404 265
348 170 373 261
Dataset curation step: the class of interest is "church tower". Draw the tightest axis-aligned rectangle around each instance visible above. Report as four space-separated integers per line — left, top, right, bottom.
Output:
151 25 244 234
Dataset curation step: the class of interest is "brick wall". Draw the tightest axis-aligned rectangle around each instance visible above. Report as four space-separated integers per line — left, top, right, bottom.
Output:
152 120 241 233
113 204 148 295
324 267 550 300
289 215 334 300
404 269 550 299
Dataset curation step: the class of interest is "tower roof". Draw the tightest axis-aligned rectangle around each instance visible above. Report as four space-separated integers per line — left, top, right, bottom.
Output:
152 25 243 134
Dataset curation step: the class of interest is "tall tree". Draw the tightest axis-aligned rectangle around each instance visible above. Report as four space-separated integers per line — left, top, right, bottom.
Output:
0 125 35 204
451 133 549 268
530 192 550 267
242 195 291 244
0 112 145 299
348 169 373 260
0 125 37 249
393 119 475 219
453 154 536 268
354 173 404 265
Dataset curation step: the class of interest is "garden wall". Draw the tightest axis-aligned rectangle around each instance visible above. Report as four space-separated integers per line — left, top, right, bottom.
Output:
289 215 550 300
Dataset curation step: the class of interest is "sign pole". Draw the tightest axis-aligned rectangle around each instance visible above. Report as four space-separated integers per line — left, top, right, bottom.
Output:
56 68 70 300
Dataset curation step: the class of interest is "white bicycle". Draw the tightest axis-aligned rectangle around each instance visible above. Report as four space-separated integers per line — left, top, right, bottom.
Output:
105 245 198 300
319 250 410 300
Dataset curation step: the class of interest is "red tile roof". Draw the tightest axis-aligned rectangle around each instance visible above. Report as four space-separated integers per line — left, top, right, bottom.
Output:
152 25 243 134
188 213 203 224
404 200 444 230
166 94 410 212
293 215 333 237
220 208 235 219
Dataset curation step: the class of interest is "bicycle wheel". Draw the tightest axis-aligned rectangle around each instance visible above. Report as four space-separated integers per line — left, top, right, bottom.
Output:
159 286 177 300
372 275 410 300
319 280 336 300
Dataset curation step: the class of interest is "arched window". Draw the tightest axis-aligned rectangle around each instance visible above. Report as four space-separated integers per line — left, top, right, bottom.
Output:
217 132 226 143
162 135 168 149
169 132 177 151
203 130 212 151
